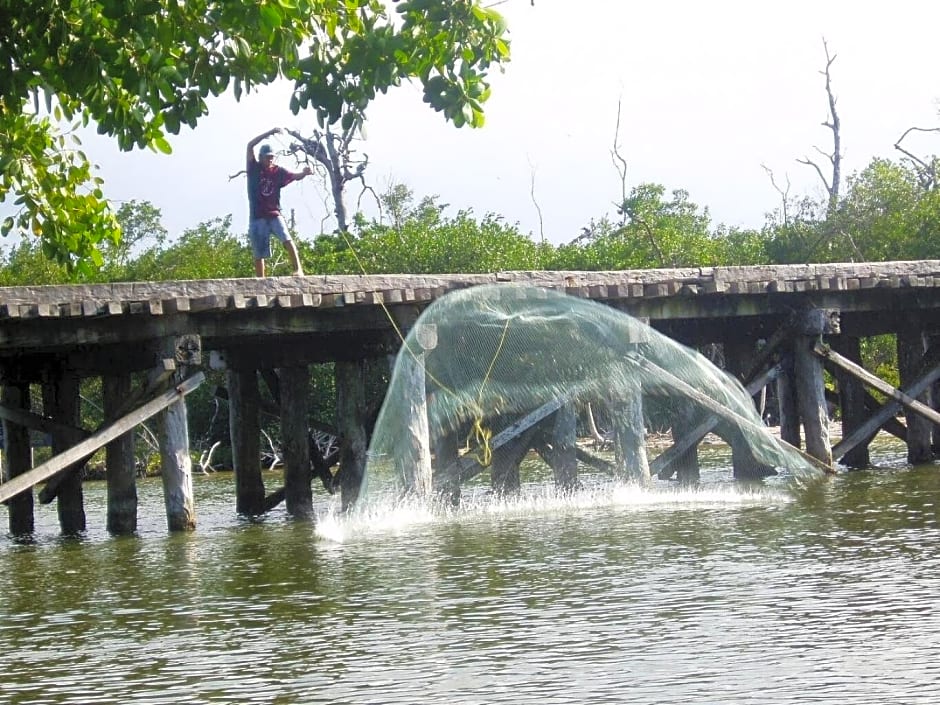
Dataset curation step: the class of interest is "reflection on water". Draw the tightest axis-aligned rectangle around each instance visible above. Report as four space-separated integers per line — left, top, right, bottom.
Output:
1 439 938 704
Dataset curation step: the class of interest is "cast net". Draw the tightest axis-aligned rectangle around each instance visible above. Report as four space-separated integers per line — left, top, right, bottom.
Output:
361 284 821 505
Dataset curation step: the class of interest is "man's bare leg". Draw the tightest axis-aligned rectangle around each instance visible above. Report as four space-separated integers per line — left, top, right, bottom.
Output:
285 241 304 276
255 258 266 277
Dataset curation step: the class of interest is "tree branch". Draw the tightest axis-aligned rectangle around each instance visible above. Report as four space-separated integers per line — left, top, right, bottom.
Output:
799 37 841 217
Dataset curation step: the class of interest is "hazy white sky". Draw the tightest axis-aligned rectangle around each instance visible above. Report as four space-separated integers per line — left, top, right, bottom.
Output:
77 0 940 246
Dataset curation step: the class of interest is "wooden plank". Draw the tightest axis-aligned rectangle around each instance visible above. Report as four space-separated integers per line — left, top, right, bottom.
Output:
441 395 572 483
190 294 228 312
0 372 204 504
161 297 191 314
813 342 940 427
0 403 87 439
651 364 781 476
831 365 940 459
633 356 835 474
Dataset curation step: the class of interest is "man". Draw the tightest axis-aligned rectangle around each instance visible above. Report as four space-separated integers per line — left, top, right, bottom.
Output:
246 127 311 277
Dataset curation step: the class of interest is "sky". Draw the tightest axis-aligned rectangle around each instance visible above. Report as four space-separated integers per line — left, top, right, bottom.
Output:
73 0 940 246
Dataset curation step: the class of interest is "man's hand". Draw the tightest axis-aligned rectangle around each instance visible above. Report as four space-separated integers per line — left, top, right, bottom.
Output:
302 166 312 176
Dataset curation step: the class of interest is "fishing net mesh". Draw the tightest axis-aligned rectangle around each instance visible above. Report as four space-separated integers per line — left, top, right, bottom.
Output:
363 284 818 501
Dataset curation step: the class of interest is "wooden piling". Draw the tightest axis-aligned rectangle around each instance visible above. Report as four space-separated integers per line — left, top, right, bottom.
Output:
776 347 801 449
668 405 701 483
548 402 578 490
828 336 870 468
431 424 461 504
155 338 197 531
398 344 433 496
157 396 195 531
103 373 137 534
723 339 774 479
2 382 34 535
611 376 650 484
794 311 833 466
335 360 368 510
279 365 312 519
227 367 265 516
897 328 933 464
43 367 86 535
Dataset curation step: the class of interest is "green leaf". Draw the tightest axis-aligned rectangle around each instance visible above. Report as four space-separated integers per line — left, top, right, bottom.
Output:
152 135 172 154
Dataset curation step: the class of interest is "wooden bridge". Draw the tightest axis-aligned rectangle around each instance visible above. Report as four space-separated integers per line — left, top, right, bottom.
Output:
3 260 940 536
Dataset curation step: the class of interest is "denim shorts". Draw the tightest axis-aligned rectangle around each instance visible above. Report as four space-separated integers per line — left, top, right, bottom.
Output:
248 216 291 259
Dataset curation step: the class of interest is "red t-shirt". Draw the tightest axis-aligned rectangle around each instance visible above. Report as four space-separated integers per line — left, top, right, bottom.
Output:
248 161 301 219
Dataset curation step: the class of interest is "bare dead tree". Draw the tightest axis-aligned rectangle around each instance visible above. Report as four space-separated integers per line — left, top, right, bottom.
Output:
285 126 371 233
895 126 940 191
798 38 842 218
761 163 792 227
526 156 546 245
611 98 629 227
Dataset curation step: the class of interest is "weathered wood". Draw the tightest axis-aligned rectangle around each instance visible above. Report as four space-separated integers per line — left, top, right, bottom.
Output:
333 361 369 509
279 365 312 519
335 360 368 511
103 373 137 535
897 330 933 463
652 364 781 479
814 341 940 427
157 407 195 531
432 426 462 504
795 328 832 466
227 368 265 516
931 334 940 455
831 362 940 461
0 373 205 505
824 387 908 441
262 486 286 512
827 336 870 468
2 382 34 535
549 402 578 489
437 395 571 486
0 401 86 439
777 347 801 449
38 367 177 505
611 374 650 484
722 339 777 479
151 338 197 532
43 367 86 534
489 425 539 494
398 347 432 496
575 446 615 473
633 356 834 474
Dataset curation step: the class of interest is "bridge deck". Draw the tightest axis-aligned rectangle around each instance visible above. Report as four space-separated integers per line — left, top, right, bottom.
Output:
1 261 940 376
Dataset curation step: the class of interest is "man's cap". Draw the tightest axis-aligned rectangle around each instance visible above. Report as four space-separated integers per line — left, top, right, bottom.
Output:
259 144 273 156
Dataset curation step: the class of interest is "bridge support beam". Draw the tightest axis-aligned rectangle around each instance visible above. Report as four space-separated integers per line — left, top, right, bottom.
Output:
794 310 834 467
724 339 775 479
829 335 870 468
897 327 933 464
43 366 86 535
336 360 368 511
546 402 578 491
103 372 137 534
155 336 198 532
279 365 312 519
398 347 432 497
612 375 650 485
432 427 461 505
227 368 265 516
2 382 34 535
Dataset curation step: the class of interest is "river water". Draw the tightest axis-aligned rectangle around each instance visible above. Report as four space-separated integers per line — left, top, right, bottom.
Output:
1 438 937 704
